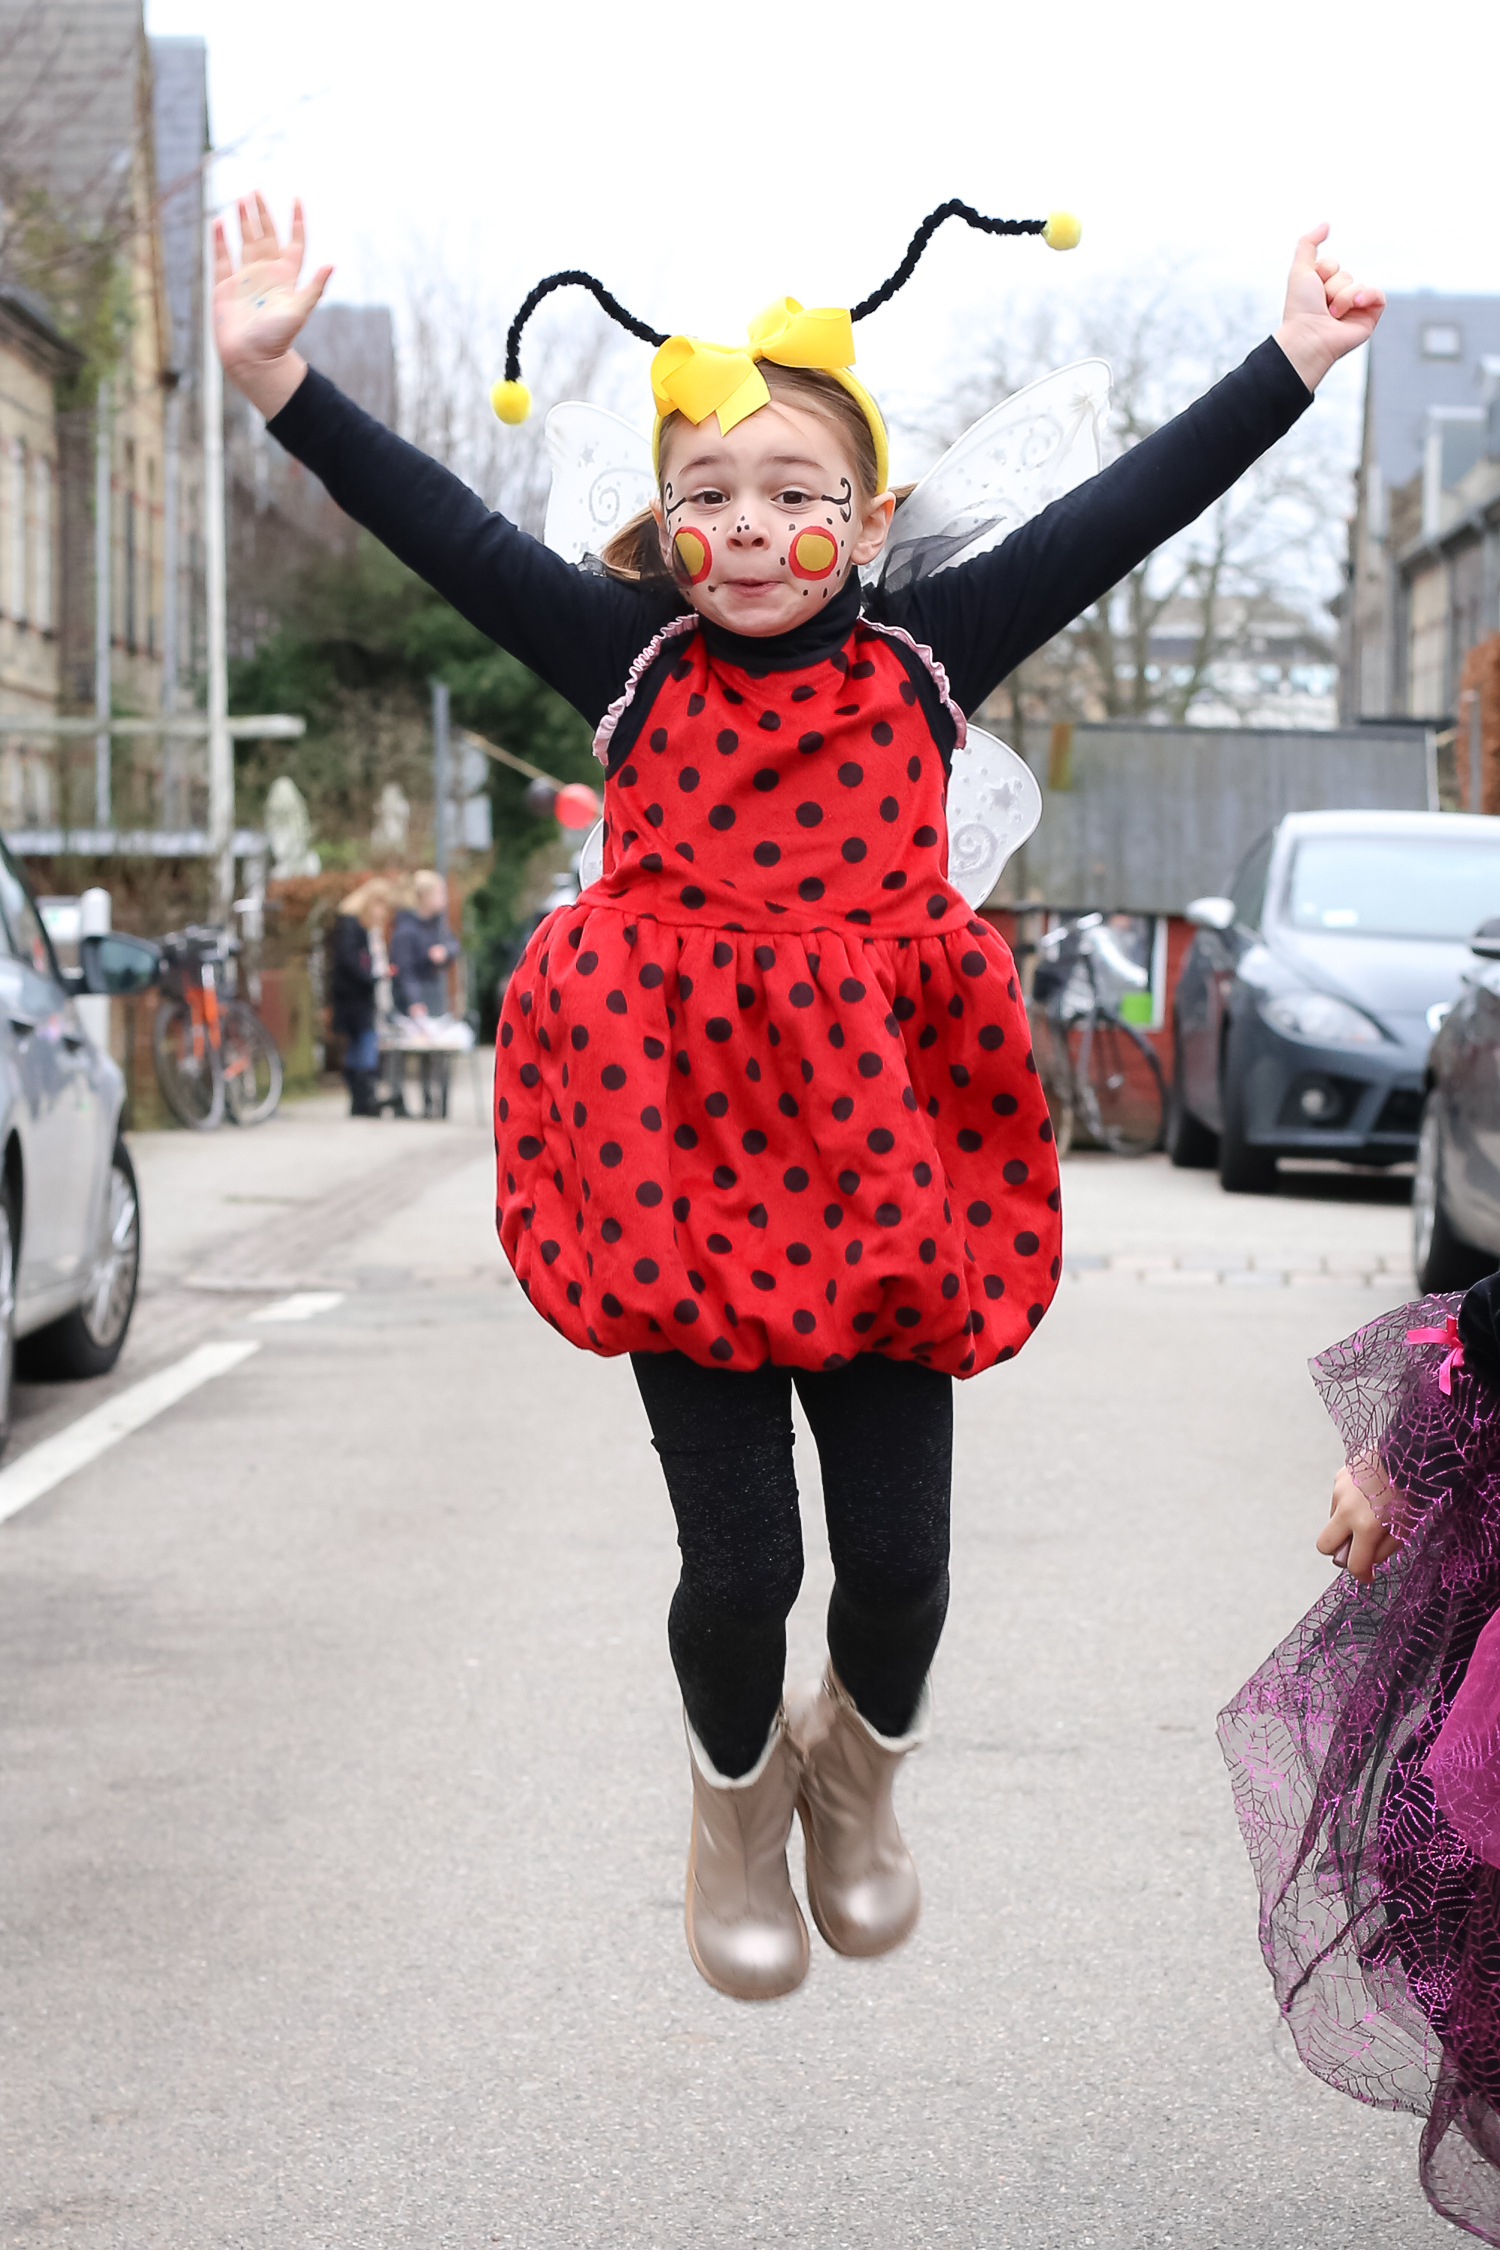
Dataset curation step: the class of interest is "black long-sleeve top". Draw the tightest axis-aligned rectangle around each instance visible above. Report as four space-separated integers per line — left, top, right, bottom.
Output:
266 338 1313 729
329 912 378 1036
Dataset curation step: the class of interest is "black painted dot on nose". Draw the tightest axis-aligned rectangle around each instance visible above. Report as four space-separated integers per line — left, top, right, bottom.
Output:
753 841 781 867
797 879 825 902
717 729 738 754
871 720 893 746
838 762 863 787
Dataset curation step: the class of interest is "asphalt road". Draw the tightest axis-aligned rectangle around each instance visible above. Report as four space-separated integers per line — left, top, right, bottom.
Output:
0 1094 1454 2248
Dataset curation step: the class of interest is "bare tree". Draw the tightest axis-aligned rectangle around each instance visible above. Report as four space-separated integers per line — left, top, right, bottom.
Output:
893 274 1350 753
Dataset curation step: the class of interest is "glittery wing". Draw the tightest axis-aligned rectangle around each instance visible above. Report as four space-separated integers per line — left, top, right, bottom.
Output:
869 360 1111 596
543 403 656 565
945 726 1041 908
577 819 605 889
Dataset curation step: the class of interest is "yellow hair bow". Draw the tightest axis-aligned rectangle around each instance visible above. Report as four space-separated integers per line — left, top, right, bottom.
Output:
650 298 888 491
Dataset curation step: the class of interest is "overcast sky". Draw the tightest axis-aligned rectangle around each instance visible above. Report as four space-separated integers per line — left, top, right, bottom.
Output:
145 0 1499 464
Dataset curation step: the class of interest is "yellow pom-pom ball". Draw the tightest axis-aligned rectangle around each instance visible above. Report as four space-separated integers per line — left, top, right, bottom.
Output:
1043 210 1082 252
490 378 532 425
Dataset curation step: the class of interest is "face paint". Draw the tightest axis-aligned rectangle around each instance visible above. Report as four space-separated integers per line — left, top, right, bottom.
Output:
673 527 713 585
788 526 839 582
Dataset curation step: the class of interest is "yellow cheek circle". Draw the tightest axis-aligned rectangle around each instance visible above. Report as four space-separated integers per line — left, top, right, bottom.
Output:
789 527 839 582
673 528 712 585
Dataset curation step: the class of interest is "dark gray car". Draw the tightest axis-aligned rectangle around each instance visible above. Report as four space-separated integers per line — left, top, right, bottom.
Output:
1413 919 1500 1290
1166 810 1500 1193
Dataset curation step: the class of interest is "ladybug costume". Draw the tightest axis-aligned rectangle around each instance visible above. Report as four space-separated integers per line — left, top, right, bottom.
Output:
497 601 1058 1377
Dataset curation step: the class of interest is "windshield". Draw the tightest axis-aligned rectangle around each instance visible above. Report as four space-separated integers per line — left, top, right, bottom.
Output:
1282 836 1500 942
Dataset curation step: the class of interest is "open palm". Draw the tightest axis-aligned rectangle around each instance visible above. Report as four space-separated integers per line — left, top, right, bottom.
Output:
213 193 332 379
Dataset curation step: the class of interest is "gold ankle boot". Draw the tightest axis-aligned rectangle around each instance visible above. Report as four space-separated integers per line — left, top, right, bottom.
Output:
785 1666 929 1959
683 1711 810 2002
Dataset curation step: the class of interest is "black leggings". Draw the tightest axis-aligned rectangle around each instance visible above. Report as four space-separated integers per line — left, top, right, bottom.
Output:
632 1351 952 1777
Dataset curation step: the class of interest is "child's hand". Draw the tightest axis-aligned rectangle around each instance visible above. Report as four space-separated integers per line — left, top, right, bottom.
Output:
1273 224 1385 393
1316 1457 1409 1585
212 192 332 420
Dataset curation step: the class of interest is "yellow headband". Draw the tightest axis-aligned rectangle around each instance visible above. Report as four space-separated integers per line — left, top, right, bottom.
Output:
649 297 890 495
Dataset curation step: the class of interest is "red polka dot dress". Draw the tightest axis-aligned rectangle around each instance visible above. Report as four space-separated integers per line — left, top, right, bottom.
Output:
495 612 1061 1379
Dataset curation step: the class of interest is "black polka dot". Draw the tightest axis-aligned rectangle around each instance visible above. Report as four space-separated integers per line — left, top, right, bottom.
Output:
707 1232 732 1253
705 1091 729 1118
957 1128 982 1152
753 841 781 867
856 1052 882 1078
633 1258 659 1283
601 1292 623 1317
742 1128 768 1154
713 1164 738 1189
838 762 864 787
919 1238 936 1263
751 1270 776 1291
748 1202 769 1226
640 963 664 989
798 878 825 902
753 944 775 969
784 1167 809 1191
787 1243 811 1266
680 886 705 909
978 1025 1004 1051
837 1168 860 1193
600 1142 623 1167
791 684 816 703
881 872 907 891
867 1128 894 1153
789 982 814 1007
839 978 866 1002
708 805 735 830
717 729 738 754
600 1218 623 1243
993 1092 1019 1116
705 1017 732 1042
841 838 867 863
640 1104 662 1131
759 710 781 731
673 1196 690 1220
710 1337 734 1360
961 950 986 976
875 1202 901 1227
674 1300 700 1322
792 1310 816 1334
795 802 823 828
1015 1230 1039 1255
637 1181 663 1207
879 796 899 822
824 1203 843 1227
674 1124 699 1149
907 757 922 781
797 732 824 754
753 768 779 792
831 1096 854 1121
967 1200 992 1226
926 895 947 921
914 827 937 849
618 765 638 787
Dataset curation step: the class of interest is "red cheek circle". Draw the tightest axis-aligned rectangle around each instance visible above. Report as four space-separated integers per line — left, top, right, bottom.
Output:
673 528 712 585
789 527 839 581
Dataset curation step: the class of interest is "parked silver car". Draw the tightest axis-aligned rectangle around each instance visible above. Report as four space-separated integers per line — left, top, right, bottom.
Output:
1168 810 1500 1193
0 841 159 1454
1413 918 1500 1290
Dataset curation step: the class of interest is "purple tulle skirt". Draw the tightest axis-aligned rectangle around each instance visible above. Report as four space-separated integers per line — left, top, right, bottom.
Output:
1220 1295 1500 2242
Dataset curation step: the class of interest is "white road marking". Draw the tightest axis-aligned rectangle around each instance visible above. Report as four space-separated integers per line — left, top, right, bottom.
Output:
0 1341 261 1529
249 1292 345 1324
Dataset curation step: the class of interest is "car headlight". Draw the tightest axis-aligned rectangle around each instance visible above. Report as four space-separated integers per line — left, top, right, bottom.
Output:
1261 991 1385 1046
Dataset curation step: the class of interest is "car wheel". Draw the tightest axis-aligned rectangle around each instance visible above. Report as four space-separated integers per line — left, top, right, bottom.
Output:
0 1174 17 1458
1413 1095 1494 1294
1165 1030 1219 1169
1218 1021 1278 1195
18 1139 141 1381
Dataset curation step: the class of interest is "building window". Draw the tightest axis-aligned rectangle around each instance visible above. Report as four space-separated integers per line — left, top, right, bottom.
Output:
1423 323 1463 360
32 457 50 634
9 440 26 624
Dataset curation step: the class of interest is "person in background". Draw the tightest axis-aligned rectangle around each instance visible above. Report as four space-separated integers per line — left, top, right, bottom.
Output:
390 869 458 1118
330 876 390 1117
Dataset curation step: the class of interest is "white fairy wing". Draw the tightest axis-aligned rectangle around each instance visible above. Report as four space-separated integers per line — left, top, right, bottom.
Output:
945 727 1041 909
577 818 605 890
543 403 656 565
870 360 1111 596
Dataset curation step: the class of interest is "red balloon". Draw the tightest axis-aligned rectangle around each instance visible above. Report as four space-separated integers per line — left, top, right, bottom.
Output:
554 782 601 830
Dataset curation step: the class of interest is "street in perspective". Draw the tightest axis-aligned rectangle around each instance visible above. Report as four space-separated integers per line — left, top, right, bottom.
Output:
5 2 1500 2246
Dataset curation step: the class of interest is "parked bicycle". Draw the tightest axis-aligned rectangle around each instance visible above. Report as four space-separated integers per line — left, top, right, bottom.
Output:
1025 912 1166 1157
153 925 283 1131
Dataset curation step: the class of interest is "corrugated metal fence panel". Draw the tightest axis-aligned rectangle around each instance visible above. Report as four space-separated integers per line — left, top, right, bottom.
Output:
1004 725 1434 913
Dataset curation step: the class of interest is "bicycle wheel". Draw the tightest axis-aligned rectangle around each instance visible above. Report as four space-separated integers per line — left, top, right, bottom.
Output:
1026 1006 1075 1158
153 998 224 1130
1077 1012 1166 1157
221 1000 284 1126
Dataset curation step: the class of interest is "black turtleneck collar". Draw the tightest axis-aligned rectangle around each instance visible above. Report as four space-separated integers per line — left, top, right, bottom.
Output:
697 573 864 676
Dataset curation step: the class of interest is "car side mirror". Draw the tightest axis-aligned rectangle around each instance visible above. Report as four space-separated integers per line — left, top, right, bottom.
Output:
1186 896 1236 933
80 932 161 996
1471 918 1500 961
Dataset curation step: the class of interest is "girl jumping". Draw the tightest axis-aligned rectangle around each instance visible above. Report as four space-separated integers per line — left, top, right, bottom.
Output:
216 196 1381 2000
